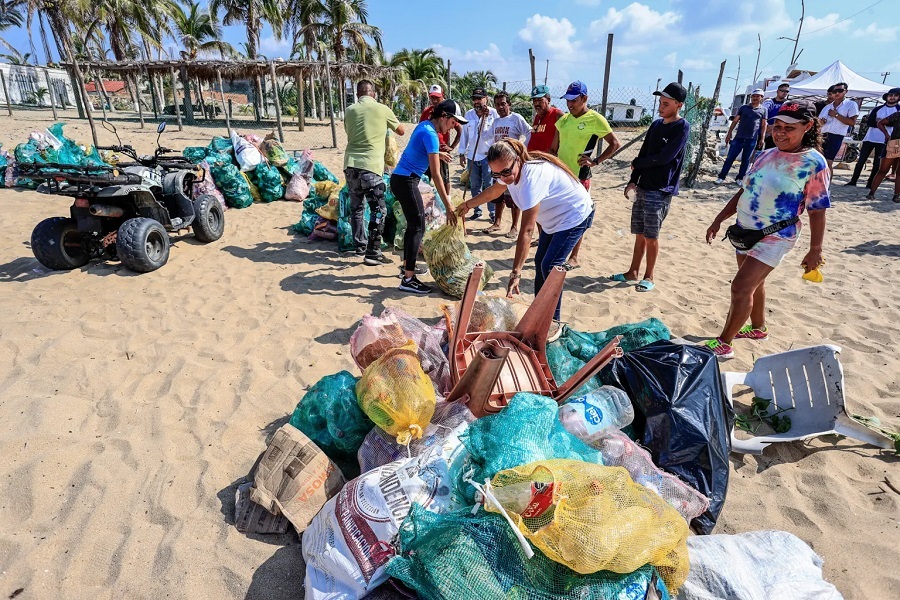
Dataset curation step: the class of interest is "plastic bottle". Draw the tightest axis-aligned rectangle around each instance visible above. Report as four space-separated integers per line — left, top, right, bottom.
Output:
558 386 635 443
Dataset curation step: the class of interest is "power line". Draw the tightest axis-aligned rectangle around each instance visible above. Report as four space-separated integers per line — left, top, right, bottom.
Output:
798 0 887 36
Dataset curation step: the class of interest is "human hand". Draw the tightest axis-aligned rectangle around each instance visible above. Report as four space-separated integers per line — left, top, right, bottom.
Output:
507 272 521 297
624 183 636 199
577 154 593 168
725 136 731 145
706 221 720 244
757 139 764 150
801 249 823 272
440 143 451 152
445 206 458 227
439 151 452 164
459 155 467 168
455 201 469 218
828 109 837 118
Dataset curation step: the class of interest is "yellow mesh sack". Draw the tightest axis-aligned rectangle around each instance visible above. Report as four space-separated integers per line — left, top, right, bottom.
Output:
241 171 262 202
384 132 399 168
314 181 342 221
356 341 436 445
485 459 689 591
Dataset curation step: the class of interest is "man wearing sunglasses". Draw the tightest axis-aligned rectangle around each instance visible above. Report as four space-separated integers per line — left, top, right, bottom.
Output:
818 82 859 174
762 83 790 149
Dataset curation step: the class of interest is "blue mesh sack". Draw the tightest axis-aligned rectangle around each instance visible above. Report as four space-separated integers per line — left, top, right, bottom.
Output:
49 123 105 167
209 161 252 208
385 503 671 600
312 160 339 183
252 161 284 202
183 147 208 163
207 136 232 155
291 193 327 236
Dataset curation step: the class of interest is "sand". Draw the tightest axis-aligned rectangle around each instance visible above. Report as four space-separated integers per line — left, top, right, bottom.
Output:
0 116 897 599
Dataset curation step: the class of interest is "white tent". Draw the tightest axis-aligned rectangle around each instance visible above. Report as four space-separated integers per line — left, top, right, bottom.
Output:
788 60 892 98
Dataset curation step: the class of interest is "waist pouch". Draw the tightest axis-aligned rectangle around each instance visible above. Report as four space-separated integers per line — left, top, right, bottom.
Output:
725 216 798 251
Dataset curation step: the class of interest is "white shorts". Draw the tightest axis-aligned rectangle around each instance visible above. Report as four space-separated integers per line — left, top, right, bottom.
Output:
736 234 797 268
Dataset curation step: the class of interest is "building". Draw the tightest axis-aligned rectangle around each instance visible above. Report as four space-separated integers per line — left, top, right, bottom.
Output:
602 100 646 125
0 62 74 108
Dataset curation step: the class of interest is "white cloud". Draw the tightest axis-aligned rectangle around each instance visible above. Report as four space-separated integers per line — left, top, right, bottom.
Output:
260 35 291 57
518 14 583 61
664 52 678 68
619 59 640 67
682 58 714 71
589 3 681 40
802 13 851 38
851 22 899 43
575 0 603 5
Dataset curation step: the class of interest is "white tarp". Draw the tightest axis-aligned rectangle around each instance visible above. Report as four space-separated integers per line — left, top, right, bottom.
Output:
788 60 891 98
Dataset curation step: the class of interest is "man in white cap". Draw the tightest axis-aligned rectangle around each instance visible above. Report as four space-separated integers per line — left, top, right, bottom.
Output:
716 89 767 185
420 84 460 187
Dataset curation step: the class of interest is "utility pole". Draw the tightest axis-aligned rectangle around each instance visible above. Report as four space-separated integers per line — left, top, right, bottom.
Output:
779 0 805 67
600 34 613 116
726 55 742 103
882 72 891 84
752 34 761 85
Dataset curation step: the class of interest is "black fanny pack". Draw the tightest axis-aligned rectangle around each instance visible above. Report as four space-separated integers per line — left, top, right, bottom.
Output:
725 216 799 251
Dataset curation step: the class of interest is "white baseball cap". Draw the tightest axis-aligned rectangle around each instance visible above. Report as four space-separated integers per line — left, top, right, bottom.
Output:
751 88 764 96
428 84 443 97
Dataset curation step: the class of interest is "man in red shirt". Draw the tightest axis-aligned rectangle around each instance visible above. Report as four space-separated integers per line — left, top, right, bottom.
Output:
420 84 460 186
527 84 564 152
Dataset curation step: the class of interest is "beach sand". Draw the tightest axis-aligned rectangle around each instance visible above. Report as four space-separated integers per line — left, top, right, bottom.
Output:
0 117 897 599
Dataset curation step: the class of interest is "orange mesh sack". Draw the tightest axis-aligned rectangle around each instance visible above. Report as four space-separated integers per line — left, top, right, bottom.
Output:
484 458 689 591
356 341 436 445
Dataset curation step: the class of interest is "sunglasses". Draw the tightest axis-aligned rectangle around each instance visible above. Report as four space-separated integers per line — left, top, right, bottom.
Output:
491 163 516 178
832 88 847 93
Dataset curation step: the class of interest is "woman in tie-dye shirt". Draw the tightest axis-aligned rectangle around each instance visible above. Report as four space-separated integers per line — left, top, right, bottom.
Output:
702 99 830 359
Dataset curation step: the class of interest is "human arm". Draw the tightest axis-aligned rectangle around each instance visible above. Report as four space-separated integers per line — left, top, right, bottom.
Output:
428 152 457 227
876 112 899 140
831 112 856 127
549 130 560 155
449 124 462 151
455 181 507 216
394 124 406 136
631 121 688 170
801 209 826 272
706 189 743 243
458 120 470 167
758 118 766 149
507 206 540 296
724 115 739 144
591 131 621 165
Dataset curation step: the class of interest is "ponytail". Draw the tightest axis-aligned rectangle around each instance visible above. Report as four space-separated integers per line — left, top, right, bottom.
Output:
486 138 579 183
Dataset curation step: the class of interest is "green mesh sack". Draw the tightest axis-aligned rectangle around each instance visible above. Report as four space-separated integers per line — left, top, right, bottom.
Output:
183 147 208 164
48 123 105 167
336 185 369 252
422 222 493 298
253 161 284 202
291 193 327 236
457 393 601 503
207 136 232 155
205 151 233 166
15 139 53 165
385 504 671 600
312 160 339 183
210 162 253 208
288 371 374 478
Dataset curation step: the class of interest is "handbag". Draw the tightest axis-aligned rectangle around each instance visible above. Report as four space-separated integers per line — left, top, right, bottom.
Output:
725 216 799 251
886 139 900 159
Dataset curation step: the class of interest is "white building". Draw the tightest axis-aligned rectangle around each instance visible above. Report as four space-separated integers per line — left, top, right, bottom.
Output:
0 63 75 108
603 101 646 124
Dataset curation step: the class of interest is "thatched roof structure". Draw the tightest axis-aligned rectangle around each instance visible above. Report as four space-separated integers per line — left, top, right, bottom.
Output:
62 59 399 81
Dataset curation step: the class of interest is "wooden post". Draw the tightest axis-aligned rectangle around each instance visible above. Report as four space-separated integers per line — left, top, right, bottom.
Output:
685 61 726 189
146 67 159 118
528 49 536 89
228 99 232 120
324 52 337 149
70 60 98 147
269 61 284 142
97 74 114 113
216 69 230 135
67 67 85 118
0 71 12 116
447 59 452 97
296 69 305 131
601 33 613 116
93 72 108 120
179 65 194 125
169 66 183 131
133 73 144 128
677 70 683 85
195 76 207 120
42 69 58 120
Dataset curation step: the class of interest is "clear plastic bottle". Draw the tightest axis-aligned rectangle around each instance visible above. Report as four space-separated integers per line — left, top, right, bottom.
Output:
558 386 634 443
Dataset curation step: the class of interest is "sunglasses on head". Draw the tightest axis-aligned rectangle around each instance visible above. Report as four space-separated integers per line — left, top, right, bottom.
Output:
491 163 516 178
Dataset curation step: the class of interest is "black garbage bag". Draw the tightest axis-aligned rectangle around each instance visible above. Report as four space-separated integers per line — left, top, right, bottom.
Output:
600 340 733 534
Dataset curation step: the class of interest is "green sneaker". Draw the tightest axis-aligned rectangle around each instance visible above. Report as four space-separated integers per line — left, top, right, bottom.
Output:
702 337 735 359
735 324 768 340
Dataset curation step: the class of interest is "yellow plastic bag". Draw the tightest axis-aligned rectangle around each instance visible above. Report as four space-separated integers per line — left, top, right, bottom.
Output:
485 459 689 591
384 132 399 168
314 181 342 221
422 221 493 298
356 341 436 445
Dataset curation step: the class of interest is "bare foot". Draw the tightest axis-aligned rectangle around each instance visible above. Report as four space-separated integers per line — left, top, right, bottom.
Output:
486 223 502 234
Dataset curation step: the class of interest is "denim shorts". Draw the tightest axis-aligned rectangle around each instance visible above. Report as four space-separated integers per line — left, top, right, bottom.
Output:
630 188 672 239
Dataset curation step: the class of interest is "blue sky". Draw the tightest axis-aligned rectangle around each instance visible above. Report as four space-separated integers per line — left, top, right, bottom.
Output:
5 0 898 100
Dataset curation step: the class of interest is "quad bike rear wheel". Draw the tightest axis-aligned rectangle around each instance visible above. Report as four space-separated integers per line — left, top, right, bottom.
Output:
116 217 170 273
192 194 225 243
31 217 90 270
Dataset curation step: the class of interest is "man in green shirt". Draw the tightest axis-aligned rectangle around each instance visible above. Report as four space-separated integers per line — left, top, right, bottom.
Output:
344 80 405 263
550 80 620 269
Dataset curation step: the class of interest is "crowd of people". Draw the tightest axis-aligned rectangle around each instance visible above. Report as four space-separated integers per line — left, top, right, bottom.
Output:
341 75 894 358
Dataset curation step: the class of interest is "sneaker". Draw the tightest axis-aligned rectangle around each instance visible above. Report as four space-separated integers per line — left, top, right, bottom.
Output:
354 248 367 256
398 276 431 295
397 265 428 277
735 324 768 340
472 208 483 220
547 320 564 343
363 253 393 266
715 178 725 185
702 337 735 359
735 178 743 186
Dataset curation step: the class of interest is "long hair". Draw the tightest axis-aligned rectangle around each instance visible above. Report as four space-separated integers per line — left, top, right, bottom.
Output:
486 138 579 183
801 118 823 152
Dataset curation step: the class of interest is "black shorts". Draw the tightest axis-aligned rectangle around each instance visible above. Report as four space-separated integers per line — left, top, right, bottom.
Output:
822 133 844 160
500 190 515 209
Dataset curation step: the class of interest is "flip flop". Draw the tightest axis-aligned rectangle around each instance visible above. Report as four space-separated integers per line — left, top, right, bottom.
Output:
635 280 655 292
562 262 580 271
609 273 633 282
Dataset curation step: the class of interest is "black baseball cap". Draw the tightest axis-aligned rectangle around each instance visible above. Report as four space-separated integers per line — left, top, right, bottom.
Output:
773 99 817 123
883 87 900 101
436 99 468 124
471 87 487 99
653 82 687 103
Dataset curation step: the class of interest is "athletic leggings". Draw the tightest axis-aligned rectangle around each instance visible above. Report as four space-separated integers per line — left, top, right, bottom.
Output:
389 173 425 272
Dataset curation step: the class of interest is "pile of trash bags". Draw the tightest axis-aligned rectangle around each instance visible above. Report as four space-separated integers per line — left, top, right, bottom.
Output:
4 123 111 188
233 296 843 600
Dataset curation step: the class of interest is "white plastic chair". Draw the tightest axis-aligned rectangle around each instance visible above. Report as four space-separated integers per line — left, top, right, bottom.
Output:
721 344 894 454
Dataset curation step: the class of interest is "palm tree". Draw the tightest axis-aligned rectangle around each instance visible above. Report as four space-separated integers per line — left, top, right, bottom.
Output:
0 0 23 54
314 0 380 63
285 0 323 119
0 50 31 64
454 70 498 103
390 47 445 113
171 2 233 60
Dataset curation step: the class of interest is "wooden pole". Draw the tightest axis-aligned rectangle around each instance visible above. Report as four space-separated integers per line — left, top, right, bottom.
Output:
133 73 144 128
269 61 285 142
97 73 114 113
296 69 305 131
677 70 683 85
601 33 614 116
42 69 58 120
447 59 451 98
685 60 726 189
179 65 194 125
146 67 159 118
169 66 183 131
93 72 108 120
528 49 536 89
195 76 207 120
216 69 230 135
324 52 337 149
0 71 12 116
67 67 85 118
71 60 98 147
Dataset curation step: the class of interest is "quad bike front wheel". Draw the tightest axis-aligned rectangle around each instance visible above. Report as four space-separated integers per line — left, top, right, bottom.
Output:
192 194 225 243
31 217 90 270
116 217 170 273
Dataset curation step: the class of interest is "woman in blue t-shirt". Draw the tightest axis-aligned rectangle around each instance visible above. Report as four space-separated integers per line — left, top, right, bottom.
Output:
390 99 464 294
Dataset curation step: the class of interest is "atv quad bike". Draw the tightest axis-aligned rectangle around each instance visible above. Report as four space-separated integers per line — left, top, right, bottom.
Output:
23 121 225 273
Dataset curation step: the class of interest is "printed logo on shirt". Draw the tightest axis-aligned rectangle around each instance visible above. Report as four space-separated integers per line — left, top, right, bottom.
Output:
534 124 546 133
494 126 511 142
577 123 586 130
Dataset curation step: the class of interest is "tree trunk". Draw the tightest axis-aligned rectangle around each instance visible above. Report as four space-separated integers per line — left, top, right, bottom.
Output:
44 6 97 145
309 71 318 120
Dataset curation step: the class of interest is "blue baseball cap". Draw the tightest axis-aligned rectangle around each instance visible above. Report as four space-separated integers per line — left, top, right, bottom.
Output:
561 80 588 100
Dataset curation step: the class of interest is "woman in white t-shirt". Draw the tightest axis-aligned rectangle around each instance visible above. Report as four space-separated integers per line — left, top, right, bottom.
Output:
457 138 594 323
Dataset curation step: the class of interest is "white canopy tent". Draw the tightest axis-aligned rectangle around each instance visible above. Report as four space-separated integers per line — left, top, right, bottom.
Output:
788 60 891 98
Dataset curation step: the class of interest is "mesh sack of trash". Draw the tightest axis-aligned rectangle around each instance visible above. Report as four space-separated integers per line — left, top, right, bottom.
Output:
562 319 671 360
183 147 208 163
313 160 339 183
291 194 327 236
385 503 672 600
441 295 529 336
241 171 262 202
423 222 493 298
482 459 689 590
288 370 373 477
358 399 474 474
384 131 399 168
259 133 289 167
252 160 284 202
458 393 601 503
349 307 450 393
49 123 106 167
302 446 460 600
192 160 226 211
356 342 436 445
0 148 7 186
313 180 342 221
207 136 233 156
678 530 843 600
284 171 309 201
210 161 253 208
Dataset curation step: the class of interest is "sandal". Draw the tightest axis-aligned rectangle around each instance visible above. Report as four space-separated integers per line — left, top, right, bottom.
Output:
609 273 636 283
635 279 655 292
562 262 580 271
